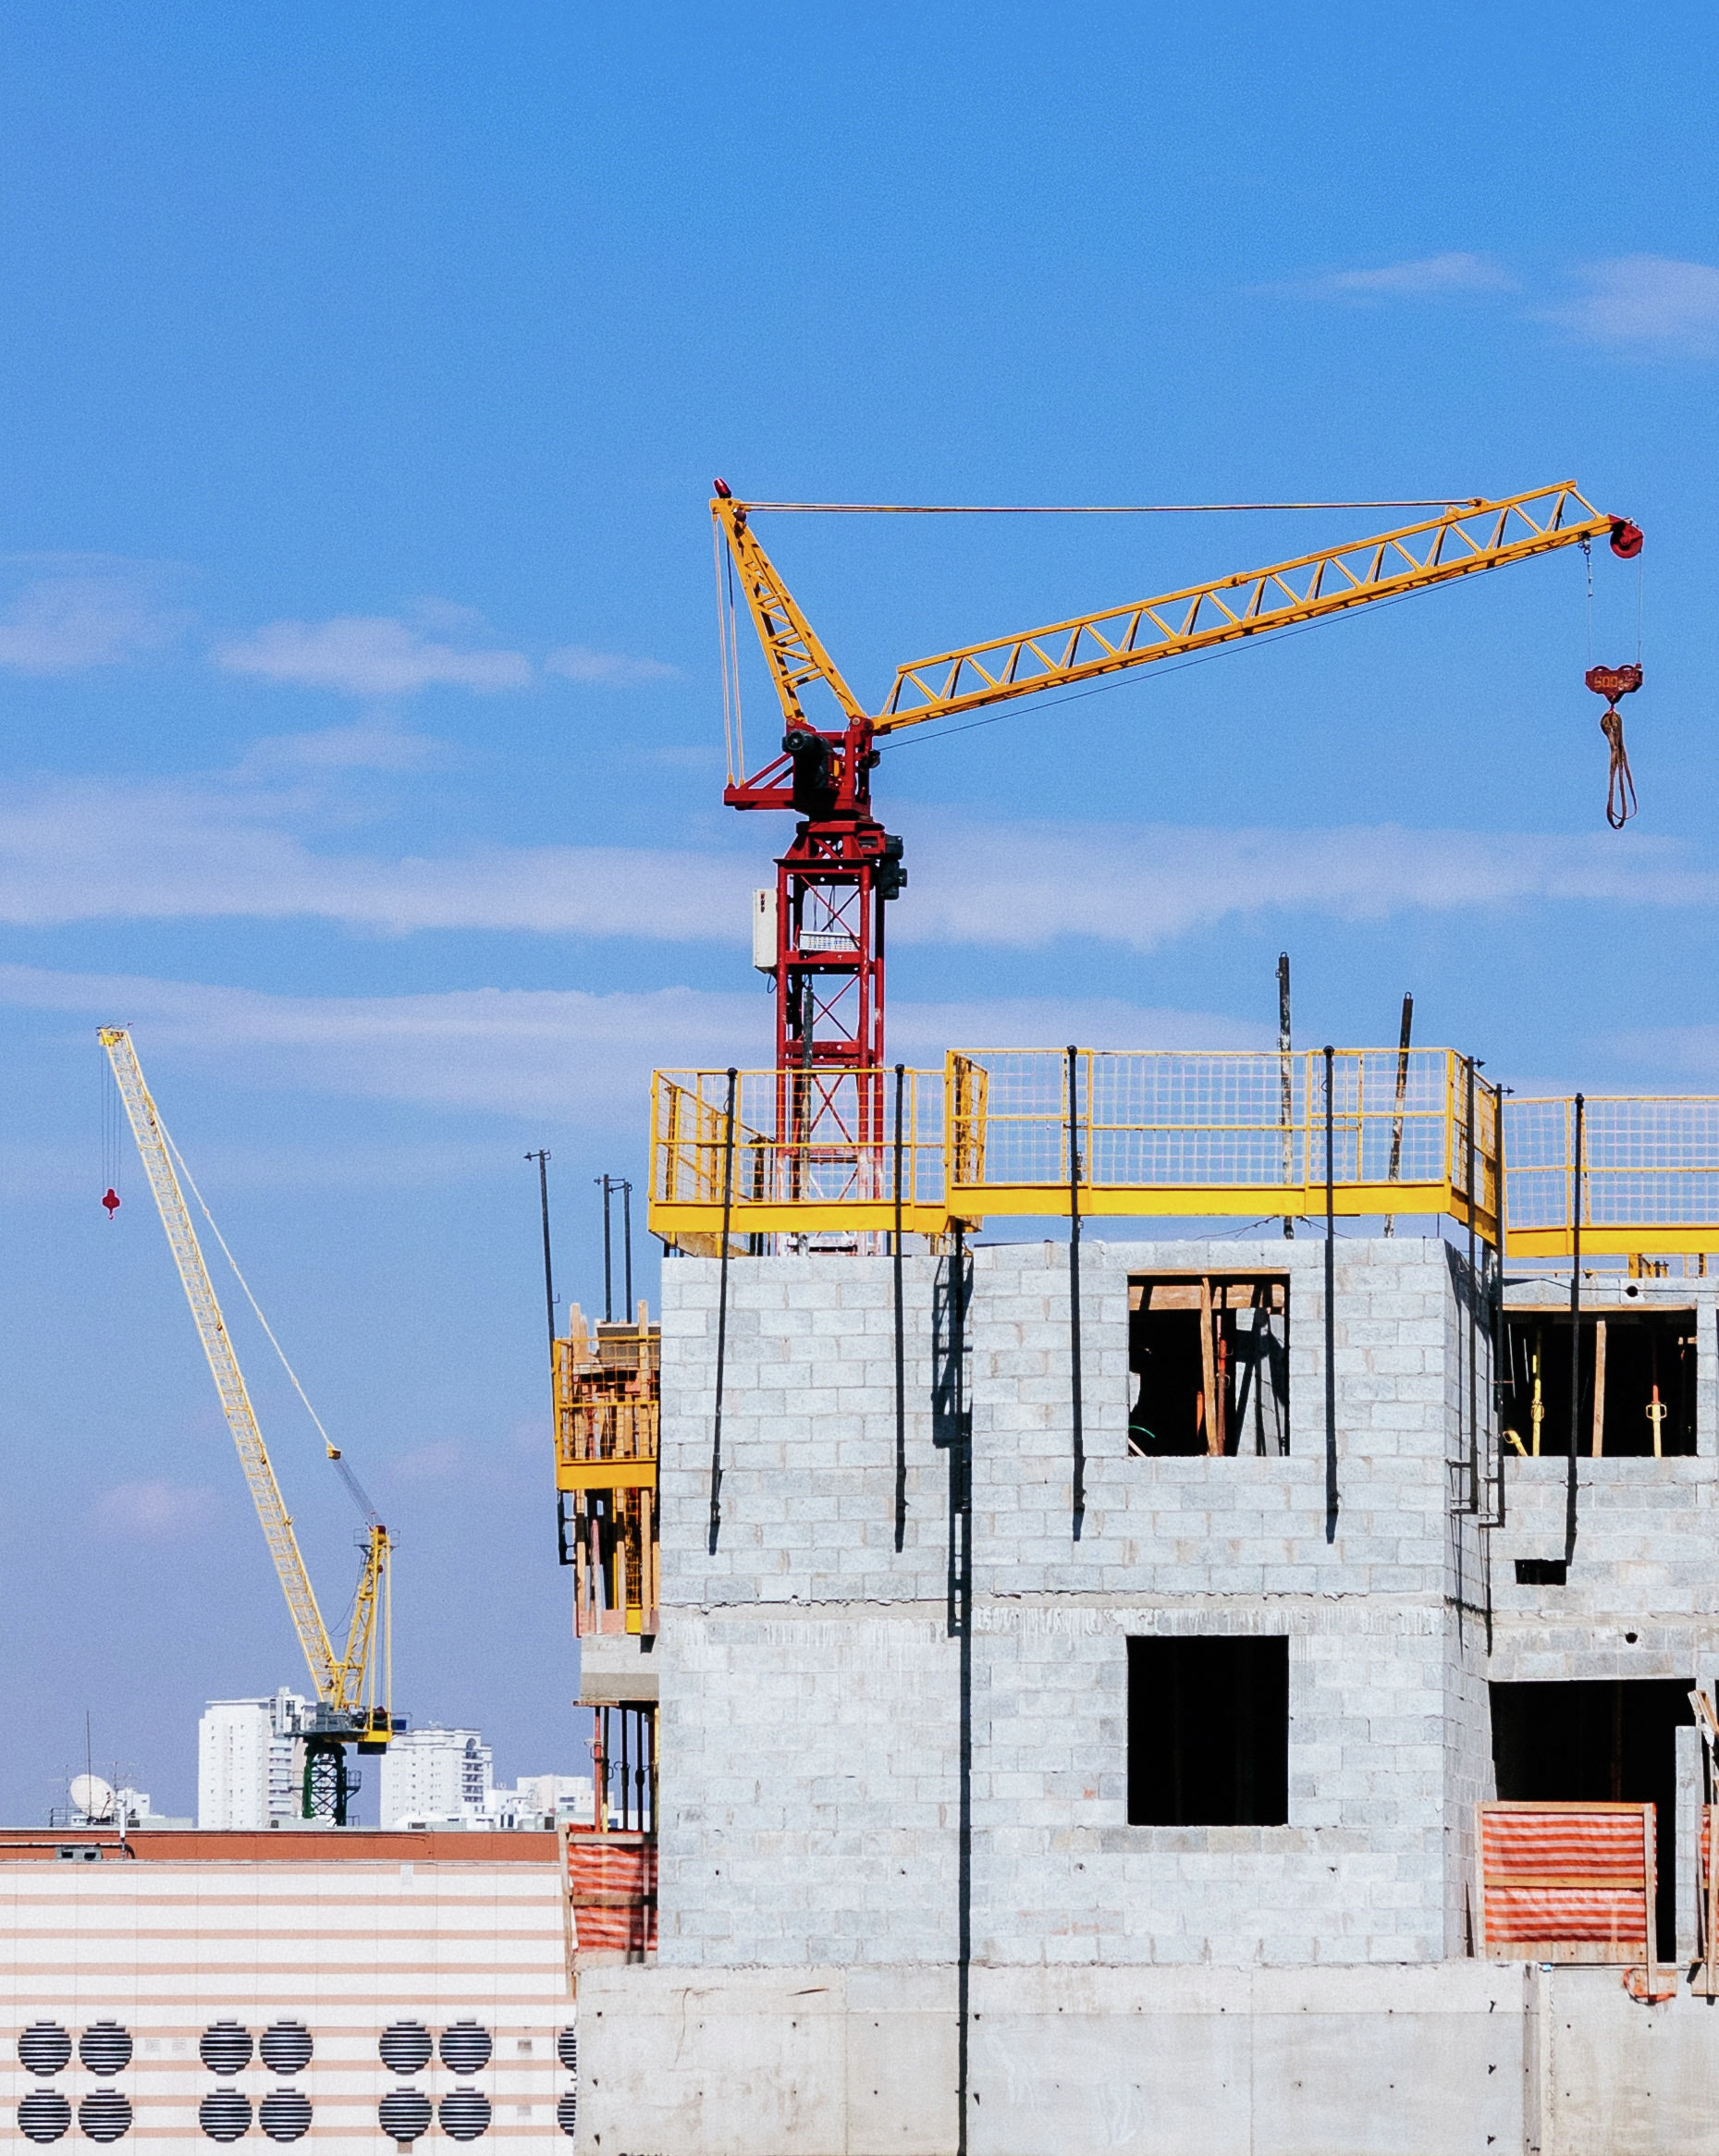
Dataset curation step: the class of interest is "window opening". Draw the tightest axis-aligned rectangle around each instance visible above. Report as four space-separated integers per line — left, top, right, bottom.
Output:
1127 1635 1289 1825
1502 1310 1694 1458
1491 1678 1693 1961
1129 1275 1288 1456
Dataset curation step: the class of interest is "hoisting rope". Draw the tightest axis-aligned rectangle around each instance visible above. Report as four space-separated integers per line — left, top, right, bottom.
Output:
1602 708 1639 829
161 1121 372 1524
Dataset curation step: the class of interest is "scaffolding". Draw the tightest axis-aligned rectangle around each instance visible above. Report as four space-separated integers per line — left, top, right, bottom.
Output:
555 1305 659 1636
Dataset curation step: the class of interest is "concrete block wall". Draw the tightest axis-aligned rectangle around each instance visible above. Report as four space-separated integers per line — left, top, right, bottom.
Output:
657 1233 1506 1970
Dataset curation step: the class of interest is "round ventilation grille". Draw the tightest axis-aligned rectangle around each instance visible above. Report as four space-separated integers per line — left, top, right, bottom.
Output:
557 2090 579 2138
80 2023 133 2076
79 2090 132 2144
438 2022 492 2075
198 2090 252 2144
18 2024 72 2076
377 2022 432 2076
199 2024 253 2076
439 2089 491 2142
259 2023 313 2076
377 2089 432 2143
18 2090 72 2143
557 2027 578 2074
260 2089 313 2143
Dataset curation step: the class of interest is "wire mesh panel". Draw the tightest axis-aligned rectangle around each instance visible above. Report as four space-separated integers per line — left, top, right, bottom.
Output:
649 1068 947 1235
944 1047 1489 1229
1506 1096 1719 1254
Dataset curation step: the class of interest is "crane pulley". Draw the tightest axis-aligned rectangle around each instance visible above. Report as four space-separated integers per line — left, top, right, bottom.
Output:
97 1027 395 1824
714 482 1643 1092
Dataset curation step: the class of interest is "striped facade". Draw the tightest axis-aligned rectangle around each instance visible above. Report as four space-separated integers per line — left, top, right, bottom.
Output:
0 1831 577 2150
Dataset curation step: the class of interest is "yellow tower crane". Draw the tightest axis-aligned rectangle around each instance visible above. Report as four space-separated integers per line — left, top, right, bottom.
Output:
98 1027 396 1824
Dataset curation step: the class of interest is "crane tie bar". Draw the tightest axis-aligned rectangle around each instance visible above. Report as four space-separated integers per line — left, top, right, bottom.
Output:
734 498 1488 515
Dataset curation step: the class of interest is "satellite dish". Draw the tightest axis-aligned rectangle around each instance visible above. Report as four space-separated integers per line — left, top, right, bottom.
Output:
70 1774 115 1821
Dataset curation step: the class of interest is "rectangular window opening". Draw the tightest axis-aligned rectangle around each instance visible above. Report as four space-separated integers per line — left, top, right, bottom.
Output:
1129 1274 1289 1457
1491 1678 1694 1961
1127 1635 1289 1826
1502 1309 1696 1459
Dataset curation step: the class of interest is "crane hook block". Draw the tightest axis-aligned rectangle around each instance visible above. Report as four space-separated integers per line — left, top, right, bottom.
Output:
1586 663 1643 700
101 1186 120 1218
1609 518 1644 558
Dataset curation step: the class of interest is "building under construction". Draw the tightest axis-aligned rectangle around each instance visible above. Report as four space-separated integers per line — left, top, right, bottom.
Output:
567 1052 1719 2156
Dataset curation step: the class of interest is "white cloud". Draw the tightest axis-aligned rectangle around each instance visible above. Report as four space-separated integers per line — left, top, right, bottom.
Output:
0 772 756 937
93 1479 221 1539
1552 255 1719 352
237 719 443 773
2 780 1718 949
898 820 1719 950
215 614 533 696
0 963 1263 1129
1603 1025 1719 1081
545 643 679 687
1303 252 1516 300
0 557 186 673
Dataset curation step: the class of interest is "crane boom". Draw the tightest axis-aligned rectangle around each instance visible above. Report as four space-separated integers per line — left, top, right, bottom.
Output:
876 484 1633 730
97 1028 388 1727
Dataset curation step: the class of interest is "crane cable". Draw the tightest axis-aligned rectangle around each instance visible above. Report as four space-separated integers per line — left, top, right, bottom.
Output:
738 498 1488 515
1584 537 1642 830
156 1121 372 1525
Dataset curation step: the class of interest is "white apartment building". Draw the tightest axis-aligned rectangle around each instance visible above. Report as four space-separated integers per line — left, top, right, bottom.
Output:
196 1691 309 1830
376 1726 493 1829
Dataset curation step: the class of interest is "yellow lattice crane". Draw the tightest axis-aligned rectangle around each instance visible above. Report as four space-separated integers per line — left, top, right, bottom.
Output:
713 482 1644 1081
99 1027 396 1824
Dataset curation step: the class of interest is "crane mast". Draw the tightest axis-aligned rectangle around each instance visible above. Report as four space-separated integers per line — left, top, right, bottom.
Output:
98 1027 394 1823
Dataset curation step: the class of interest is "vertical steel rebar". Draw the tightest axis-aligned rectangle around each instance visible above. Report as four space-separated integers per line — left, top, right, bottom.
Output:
1324 1045 1339 1543
527 1151 556 1351
708 1069 739 1555
1278 954 1295 1238
1566 1093 1585 1563
1383 993 1413 1238
892 1063 907 1552
1467 1058 1480 1512
1066 1045 1086 1538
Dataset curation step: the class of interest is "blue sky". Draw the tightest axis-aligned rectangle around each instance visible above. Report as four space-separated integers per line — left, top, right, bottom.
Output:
2 1 1716 1819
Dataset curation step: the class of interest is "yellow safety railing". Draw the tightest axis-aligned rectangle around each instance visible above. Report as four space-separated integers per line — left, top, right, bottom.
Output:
1505 1096 1719 1257
648 1048 1502 1243
650 1067 950 1239
944 1047 1499 1239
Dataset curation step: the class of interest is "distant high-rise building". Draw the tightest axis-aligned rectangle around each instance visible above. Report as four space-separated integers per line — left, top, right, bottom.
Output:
197 1691 309 1829
377 1726 494 1829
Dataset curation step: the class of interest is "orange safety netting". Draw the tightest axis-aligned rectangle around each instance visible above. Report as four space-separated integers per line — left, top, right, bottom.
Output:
1478 1803 1652 1962
566 1831 657 1961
